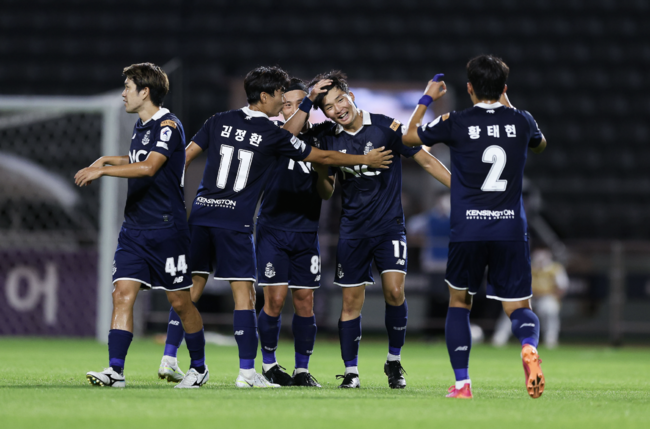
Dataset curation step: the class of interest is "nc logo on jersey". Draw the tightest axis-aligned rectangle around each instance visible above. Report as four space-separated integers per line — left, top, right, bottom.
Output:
340 164 381 178
337 264 344 279
265 262 276 278
142 130 151 145
363 142 373 155
160 126 172 142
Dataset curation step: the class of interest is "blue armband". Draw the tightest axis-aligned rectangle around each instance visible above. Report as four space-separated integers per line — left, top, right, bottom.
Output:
418 95 433 107
299 97 313 113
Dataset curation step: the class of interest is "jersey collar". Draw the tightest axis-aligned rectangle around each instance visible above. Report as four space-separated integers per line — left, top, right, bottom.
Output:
474 102 504 109
335 110 371 135
242 106 269 118
142 107 169 125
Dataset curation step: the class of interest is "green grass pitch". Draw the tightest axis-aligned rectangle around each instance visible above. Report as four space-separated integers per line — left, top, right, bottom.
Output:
0 338 648 429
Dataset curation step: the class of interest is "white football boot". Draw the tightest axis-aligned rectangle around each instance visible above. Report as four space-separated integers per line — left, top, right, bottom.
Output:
158 356 185 383
174 366 209 388
235 371 281 388
86 367 125 388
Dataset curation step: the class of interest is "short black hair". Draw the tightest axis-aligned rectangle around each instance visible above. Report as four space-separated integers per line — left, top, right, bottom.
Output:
244 66 290 104
123 62 169 107
466 55 510 101
286 77 307 93
308 70 349 110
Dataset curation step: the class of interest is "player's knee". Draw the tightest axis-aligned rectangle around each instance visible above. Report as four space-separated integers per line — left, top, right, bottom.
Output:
112 287 136 307
265 296 284 316
384 288 405 306
293 294 314 317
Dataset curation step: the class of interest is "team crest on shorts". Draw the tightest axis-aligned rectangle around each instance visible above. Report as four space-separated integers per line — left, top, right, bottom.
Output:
265 262 276 278
337 264 344 279
363 142 373 155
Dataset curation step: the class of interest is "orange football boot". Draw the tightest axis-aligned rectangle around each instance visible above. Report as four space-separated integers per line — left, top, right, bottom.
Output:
445 383 473 398
521 344 545 398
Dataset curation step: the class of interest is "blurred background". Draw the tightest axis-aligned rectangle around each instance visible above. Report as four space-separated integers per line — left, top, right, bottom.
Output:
0 0 648 346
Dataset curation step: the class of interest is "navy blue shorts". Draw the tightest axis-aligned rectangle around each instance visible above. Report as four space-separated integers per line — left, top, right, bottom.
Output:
190 225 256 281
113 226 192 291
334 233 407 287
256 224 320 289
445 241 532 301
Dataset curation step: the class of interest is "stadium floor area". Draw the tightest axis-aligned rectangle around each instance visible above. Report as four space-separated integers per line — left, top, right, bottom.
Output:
0 338 648 429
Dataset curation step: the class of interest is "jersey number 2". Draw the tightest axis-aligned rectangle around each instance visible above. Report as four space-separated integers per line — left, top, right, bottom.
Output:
216 145 254 192
481 145 507 192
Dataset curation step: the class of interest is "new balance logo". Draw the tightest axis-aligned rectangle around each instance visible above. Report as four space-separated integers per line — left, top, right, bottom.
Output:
520 323 536 328
172 276 183 284
454 346 468 351
396 259 405 265
234 330 244 335
169 320 180 326
263 346 277 351
393 326 407 331
305 350 313 355
354 336 362 341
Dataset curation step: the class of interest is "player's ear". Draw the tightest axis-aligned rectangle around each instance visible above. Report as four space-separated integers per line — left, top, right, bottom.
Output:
140 86 150 101
503 84 508 94
466 83 473 96
349 91 355 102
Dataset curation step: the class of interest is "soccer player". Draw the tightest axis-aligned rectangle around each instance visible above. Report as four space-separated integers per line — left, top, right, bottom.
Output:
75 63 208 388
402 55 548 399
284 71 451 389
255 78 336 387
163 66 392 388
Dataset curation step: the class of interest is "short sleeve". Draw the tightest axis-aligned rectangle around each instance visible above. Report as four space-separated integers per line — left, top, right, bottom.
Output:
191 115 217 151
384 122 421 158
151 120 182 158
522 110 543 148
418 113 454 146
273 128 312 161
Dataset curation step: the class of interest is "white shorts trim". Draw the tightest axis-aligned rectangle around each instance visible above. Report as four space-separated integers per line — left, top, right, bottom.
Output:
333 281 374 288
215 277 256 282
150 284 193 291
288 285 320 290
258 282 289 286
113 277 152 288
486 294 533 302
445 279 477 295
191 271 211 275
380 270 407 275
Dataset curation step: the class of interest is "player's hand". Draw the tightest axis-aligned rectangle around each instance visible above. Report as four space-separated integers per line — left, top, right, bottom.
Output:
74 167 103 187
424 80 447 101
365 146 393 169
308 79 333 102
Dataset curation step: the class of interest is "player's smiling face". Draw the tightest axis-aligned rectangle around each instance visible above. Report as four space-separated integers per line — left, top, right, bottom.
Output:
322 87 358 128
122 78 146 113
281 89 307 121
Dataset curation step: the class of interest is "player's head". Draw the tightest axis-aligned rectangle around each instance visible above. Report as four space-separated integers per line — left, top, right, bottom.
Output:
244 66 290 116
281 78 308 121
122 63 169 113
466 55 509 102
309 70 358 128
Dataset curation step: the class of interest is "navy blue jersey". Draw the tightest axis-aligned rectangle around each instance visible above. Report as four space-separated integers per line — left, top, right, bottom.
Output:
418 102 543 242
322 111 421 239
123 108 188 230
256 120 336 232
188 107 312 233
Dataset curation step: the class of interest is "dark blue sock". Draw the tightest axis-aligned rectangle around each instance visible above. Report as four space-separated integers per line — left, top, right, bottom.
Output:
164 306 184 358
385 300 408 356
339 316 361 367
445 307 471 381
510 308 540 348
293 314 317 369
257 309 281 365
234 310 258 369
108 329 133 374
185 328 206 373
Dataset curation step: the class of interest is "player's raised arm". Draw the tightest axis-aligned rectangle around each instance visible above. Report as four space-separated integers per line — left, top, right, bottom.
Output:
304 145 392 169
412 147 451 188
185 141 204 169
403 76 447 147
283 79 332 136
75 151 167 186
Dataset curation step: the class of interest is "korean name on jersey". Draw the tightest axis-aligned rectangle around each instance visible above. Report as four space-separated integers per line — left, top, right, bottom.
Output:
256 120 336 232
417 102 543 242
320 110 420 239
188 107 312 233
124 108 188 230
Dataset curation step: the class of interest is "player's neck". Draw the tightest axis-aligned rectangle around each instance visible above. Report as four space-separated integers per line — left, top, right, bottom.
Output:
249 103 272 117
473 98 499 106
138 104 162 123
